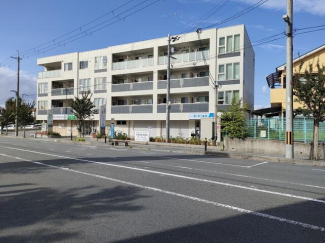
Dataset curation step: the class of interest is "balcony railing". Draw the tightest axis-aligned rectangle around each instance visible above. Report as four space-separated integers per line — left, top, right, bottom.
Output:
158 77 209 89
158 50 209 65
51 87 74 96
111 105 153 114
157 103 209 113
38 70 61 79
112 81 153 92
37 110 47 115
112 57 153 70
52 107 73 115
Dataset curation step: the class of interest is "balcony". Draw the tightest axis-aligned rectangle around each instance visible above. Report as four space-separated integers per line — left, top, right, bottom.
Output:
51 87 74 96
52 107 73 115
112 58 153 71
158 77 209 89
111 105 153 114
37 110 47 115
158 50 209 65
38 70 61 79
157 103 209 113
112 81 153 92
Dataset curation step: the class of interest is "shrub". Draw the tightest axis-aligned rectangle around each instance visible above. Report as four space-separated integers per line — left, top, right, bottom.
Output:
47 131 61 137
96 133 103 139
114 131 127 140
74 137 85 142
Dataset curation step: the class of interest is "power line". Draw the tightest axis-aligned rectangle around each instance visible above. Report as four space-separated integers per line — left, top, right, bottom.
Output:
21 0 158 58
203 0 268 29
19 0 136 56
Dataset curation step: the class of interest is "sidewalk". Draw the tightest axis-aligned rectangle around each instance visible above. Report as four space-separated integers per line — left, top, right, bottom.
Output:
5 136 325 167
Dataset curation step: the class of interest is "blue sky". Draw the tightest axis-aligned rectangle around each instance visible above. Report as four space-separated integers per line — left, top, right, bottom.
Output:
0 0 324 107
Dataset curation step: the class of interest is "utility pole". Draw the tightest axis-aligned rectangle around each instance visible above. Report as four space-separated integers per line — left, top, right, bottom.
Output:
284 0 294 158
166 34 180 143
11 51 22 137
166 34 171 143
214 81 219 143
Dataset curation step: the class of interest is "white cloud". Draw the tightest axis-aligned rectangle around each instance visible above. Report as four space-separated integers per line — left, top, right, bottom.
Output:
236 0 325 16
247 24 274 32
0 67 37 107
262 85 268 94
260 43 286 51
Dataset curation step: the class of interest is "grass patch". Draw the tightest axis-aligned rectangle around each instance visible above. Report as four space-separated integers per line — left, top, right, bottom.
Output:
74 137 85 142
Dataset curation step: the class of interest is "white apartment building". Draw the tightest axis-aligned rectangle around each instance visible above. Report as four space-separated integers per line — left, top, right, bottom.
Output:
36 25 255 140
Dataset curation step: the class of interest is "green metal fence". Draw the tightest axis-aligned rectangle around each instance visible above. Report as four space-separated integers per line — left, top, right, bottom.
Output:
247 118 325 143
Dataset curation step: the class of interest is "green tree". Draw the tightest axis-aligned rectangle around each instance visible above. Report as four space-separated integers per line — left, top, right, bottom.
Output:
220 98 250 139
0 98 16 134
70 92 95 137
293 62 325 160
18 101 36 138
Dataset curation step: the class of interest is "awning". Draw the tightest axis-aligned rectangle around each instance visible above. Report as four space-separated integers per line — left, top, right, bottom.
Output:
252 106 282 117
266 72 281 88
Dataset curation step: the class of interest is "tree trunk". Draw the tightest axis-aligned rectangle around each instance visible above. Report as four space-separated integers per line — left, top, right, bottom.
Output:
313 121 319 160
23 126 26 138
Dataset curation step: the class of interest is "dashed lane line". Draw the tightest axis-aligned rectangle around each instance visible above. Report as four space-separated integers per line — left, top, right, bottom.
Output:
0 153 324 232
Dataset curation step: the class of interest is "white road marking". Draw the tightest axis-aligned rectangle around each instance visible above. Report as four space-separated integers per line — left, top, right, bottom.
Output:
247 161 268 168
49 149 54 151
0 152 324 232
313 168 325 172
87 154 92 156
1 145 324 204
110 148 128 151
65 151 71 153
78 145 97 148
132 160 325 190
163 157 251 168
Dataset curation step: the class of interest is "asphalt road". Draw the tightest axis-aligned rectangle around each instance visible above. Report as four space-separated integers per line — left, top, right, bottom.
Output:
0 137 324 243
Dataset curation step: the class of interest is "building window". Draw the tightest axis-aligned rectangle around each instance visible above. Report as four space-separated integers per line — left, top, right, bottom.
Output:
218 92 224 104
219 34 240 54
147 99 153 104
38 83 48 94
219 37 225 54
233 63 240 79
181 97 189 103
38 101 48 110
182 73 190 78
195 96 209 103
218 90 240 105
64 63 72 71
219 63 240 81
79 78 91 92
226 64 233 80
234 34 240 52
117 121 127 125
218 65 225 81
80 61 88 69
199 71 209 77
94 77 107 90
93 98 106 109
94 56 107 70
227 36 233 53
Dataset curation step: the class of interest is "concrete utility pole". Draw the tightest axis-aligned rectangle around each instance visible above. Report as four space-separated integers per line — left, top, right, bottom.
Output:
166 34 171 143
284 0 294 158
166 34 180 143
11 51 22 137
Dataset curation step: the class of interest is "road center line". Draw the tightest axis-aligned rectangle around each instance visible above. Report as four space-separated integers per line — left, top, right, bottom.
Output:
0 153 324 233
1 145 324 204
132 160 325 190
313 168 325 172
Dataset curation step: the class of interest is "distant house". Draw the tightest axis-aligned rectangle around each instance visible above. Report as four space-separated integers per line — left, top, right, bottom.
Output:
266 44 325 117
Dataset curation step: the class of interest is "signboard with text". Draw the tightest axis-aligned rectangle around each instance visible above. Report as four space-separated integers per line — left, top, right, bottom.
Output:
53 114 76 120
47 110 53 128
188 113 214 120
135 131 150 142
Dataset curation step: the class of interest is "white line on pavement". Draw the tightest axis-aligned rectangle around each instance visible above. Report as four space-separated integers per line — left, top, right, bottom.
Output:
1 145 324 204
247 162 268 168
313 168 325 172
132 160 325 190
0 152 324 232
163 157 251 168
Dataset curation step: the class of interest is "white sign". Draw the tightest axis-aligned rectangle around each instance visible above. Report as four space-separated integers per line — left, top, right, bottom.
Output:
135 131 150 142
188 113 214 120
260 130 267 138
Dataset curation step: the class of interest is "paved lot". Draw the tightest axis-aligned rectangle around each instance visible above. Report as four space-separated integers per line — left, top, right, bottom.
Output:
0 137 324 242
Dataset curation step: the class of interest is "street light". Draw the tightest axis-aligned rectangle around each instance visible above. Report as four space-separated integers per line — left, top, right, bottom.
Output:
299 77 307 84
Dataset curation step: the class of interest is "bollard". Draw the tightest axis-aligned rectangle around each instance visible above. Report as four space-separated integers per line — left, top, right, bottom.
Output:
105 135 107 144
71 132 73 141
204 138 207 152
